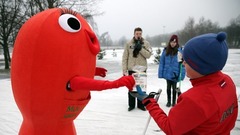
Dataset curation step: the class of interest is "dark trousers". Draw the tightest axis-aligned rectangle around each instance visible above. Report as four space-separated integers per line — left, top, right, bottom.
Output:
128 71 145 109
166 80 177 104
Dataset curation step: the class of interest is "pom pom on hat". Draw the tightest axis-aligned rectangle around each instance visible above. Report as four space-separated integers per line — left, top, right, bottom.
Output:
169 34 178 44
183 32 228 75
216 32 226 42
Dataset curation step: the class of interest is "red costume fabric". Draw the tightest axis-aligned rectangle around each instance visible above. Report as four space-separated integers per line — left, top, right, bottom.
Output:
11 8 135 135
69 75 135 91
95 67 108 77
144 71 238 135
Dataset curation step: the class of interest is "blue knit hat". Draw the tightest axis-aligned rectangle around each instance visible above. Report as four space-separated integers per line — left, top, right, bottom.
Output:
183 32 228 75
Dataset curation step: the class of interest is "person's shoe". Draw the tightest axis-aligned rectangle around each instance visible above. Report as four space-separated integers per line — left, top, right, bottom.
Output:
172 103 175 107
138 107 146 111
128 107 134 111
166 102 171 107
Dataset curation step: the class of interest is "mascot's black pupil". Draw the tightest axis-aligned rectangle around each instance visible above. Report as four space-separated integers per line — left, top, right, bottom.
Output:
68 17 80 30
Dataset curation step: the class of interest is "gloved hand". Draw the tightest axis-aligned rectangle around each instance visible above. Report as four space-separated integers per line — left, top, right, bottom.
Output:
95 67 107 77
113 75 135 91
135 85 158 101
134 42 142 50
133 38 142 57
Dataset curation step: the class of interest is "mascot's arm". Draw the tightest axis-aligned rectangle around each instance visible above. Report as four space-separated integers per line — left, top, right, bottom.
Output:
67 75 135 91
95 67 107 77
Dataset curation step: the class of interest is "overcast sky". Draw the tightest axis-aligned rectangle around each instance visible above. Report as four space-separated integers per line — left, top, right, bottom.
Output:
94 0 240 40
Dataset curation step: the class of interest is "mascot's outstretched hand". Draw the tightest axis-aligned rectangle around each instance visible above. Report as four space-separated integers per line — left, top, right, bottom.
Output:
95 67 107 77
114 75 135 90
67 75 135 91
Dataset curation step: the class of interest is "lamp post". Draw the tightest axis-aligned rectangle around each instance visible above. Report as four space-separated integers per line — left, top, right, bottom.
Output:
163 26 165 35
162 26 166 47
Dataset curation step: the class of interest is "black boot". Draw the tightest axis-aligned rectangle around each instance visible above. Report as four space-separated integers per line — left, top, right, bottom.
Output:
128 92 135 111
177 91 182 97
166 102 171 107
172 100 176 106
166 87 171 107
166 94 171 107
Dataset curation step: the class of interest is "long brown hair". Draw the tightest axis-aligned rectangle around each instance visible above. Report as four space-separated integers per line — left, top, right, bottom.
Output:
166 41 179 56
165 43 179 56
166 35 179 56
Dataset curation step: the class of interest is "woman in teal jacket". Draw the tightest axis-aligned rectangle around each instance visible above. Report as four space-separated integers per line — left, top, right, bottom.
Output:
158 35 185 107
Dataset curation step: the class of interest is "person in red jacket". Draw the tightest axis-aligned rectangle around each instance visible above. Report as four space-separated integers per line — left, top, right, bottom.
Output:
136 32 238 134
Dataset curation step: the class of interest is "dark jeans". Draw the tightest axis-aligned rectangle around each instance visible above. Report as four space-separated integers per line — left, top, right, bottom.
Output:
128 70 145 109
166 80 177 104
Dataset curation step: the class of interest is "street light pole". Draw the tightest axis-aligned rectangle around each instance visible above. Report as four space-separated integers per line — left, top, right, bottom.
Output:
162 26 166 46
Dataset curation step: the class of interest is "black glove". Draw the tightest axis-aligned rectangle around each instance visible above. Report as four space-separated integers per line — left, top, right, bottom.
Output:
135 40 142 49
133 38 142 57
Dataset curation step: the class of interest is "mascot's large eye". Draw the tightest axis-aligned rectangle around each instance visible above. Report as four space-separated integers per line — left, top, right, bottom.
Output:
58 14 81 32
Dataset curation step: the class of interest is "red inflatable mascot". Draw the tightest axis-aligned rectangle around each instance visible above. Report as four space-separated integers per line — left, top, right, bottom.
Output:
11 8 135 135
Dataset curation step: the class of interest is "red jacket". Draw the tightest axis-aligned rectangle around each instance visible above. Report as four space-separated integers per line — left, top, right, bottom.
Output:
145 71 238 135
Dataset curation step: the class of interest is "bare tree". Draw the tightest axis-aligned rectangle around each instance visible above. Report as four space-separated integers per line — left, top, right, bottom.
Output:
0 0 24 69
23 0 103 38
99 32 113 48
118 36 128 47
178 17 221 45
24 0 66 15
24 0 103 17
115 15 240 48
225 15 240 48
178 17 196 45
195 17 220 35
0 0 104 70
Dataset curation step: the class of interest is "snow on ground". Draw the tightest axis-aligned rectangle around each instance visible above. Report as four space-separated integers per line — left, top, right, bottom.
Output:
0 48 239 135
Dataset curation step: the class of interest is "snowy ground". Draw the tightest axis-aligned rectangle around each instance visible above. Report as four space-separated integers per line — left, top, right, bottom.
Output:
0 48 239 135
